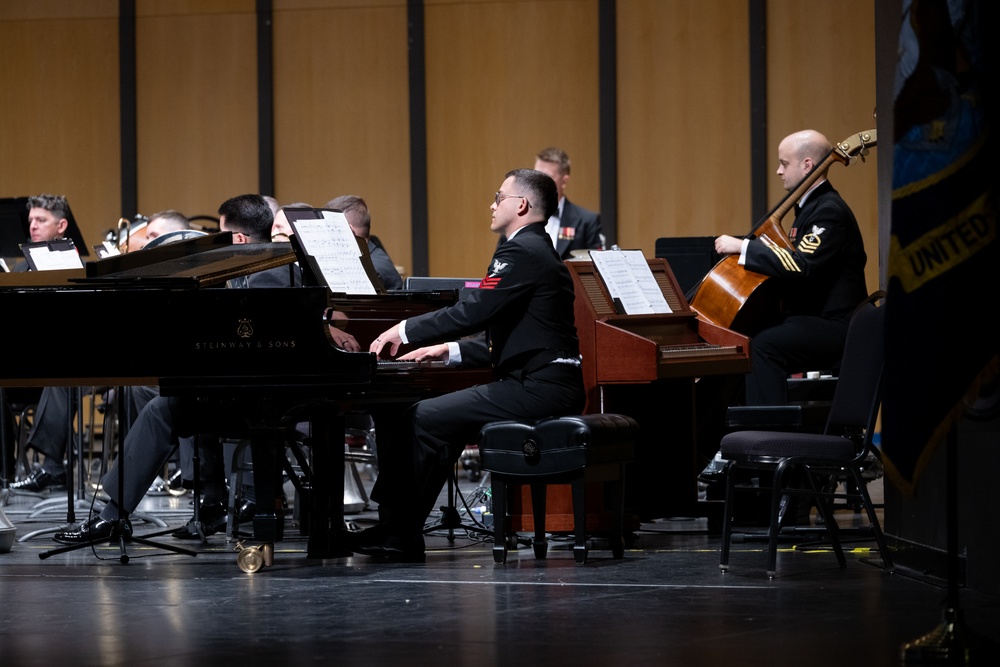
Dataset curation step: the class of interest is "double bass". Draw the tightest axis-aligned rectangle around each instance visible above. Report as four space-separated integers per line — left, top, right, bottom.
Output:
689 129 876 335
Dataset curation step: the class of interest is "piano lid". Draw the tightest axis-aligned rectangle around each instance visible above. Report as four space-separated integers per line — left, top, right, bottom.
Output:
81 232 297 289
0 232 297 291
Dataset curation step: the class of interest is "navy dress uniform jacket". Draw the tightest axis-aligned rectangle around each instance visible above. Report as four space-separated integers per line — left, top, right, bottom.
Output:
743 180 868 318
404 222 580 375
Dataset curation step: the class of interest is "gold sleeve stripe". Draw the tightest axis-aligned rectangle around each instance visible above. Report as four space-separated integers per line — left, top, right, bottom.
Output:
760 234 802 272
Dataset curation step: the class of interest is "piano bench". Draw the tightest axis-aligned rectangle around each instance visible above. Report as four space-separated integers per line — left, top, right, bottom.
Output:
478 413 638 564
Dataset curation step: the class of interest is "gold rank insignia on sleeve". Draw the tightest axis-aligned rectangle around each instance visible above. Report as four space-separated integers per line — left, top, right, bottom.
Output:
798 225 826 254
761 234 801 272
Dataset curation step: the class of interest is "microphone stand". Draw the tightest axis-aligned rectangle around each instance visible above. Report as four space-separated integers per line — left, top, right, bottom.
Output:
39 386 196 563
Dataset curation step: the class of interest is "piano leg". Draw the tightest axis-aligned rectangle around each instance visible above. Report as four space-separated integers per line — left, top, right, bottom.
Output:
305 409 352 559
248 426 288 550
238 403 354 567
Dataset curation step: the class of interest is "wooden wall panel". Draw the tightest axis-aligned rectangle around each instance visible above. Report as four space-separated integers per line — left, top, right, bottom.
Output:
767 0 880 293
1 0 878 285
617 0 751 256
0 0 120 256
272 0 412 275
135 1 258 221
424 0 600 278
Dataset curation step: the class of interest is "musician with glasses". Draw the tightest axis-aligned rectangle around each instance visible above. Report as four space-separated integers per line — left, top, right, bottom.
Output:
353 168 586 562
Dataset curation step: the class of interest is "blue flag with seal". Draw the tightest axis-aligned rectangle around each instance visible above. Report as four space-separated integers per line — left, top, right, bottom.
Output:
883 0 1000 495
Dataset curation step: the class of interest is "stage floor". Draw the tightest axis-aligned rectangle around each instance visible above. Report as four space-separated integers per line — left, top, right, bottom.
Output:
2 468 998 666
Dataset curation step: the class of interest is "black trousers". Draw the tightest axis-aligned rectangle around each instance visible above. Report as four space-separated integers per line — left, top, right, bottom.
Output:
746 313 851 405
370 362 586 534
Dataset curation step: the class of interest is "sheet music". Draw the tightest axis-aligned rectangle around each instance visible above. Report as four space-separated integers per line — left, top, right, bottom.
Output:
290 211 377 295
96 241 121 258
23 241 85 271
590 249 671 314
622 249 671 313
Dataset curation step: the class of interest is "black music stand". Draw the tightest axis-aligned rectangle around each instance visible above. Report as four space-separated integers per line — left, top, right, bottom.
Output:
39 386 196 563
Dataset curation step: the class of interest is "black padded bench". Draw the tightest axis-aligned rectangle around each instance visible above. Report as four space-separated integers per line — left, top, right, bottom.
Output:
478 413 638 564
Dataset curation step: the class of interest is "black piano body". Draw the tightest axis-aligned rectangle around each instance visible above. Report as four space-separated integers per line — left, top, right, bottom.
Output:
0 234 487 560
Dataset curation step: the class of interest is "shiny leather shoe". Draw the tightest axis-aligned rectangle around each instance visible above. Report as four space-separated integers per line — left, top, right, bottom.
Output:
54 515 132 545
352 529 426 563
10 468 66 492
172 501 228 540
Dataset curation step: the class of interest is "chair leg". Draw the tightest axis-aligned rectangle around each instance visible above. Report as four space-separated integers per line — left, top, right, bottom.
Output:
570 477 587 564
348 460 370 508
530 483 548 559
609 468 625 559
767 462 793 578
850 468 894 571
491 478 507 564
807 471 846 568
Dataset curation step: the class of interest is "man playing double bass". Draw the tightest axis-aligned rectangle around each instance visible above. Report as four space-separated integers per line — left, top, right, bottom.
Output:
713 129 869 405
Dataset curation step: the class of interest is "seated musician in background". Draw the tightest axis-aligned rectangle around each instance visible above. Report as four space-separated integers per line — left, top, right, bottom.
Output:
354 168 586 563
54 194 321 544
713 129 868 406
126 209 191 251
263 195 280 219
269 201 311 242
532 147 605 259
10 209 192 494
9 193 73 273
700 130 868 525
324 194 404 290
8 194 80 491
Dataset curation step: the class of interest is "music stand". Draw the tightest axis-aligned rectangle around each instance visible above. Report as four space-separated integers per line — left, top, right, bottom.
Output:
39 386 196 563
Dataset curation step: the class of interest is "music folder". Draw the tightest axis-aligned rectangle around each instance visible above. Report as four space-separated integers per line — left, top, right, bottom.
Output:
21 239 85 272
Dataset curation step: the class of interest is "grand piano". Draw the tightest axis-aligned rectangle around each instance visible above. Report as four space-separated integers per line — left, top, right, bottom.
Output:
0 231 487 566
507 256 751 532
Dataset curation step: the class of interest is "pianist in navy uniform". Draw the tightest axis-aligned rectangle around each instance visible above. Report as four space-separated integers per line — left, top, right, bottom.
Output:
356 168 587 562
54 194 325 544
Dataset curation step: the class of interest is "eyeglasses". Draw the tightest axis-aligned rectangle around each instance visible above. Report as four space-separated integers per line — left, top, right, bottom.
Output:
494 192 532 209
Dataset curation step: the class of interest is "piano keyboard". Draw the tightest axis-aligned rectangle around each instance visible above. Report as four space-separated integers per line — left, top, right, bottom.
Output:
376 359 448 371
659 343 742 359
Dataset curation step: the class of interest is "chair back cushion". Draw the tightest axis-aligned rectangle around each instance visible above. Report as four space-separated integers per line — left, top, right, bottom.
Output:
825 296 885 444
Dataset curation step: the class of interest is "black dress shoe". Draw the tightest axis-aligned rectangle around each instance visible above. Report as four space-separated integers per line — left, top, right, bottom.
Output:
54 515 132 545
172 501 228 540
10 468 66 492
352 529 426 563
